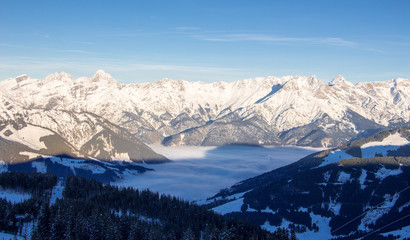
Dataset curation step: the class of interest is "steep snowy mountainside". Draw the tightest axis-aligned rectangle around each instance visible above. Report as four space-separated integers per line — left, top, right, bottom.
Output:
0 98 167 164
1 71 409 147
207 127 410 239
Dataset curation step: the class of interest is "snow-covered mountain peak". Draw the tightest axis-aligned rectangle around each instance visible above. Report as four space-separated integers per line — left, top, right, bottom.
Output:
42 72 74 86
1 71 409 148
393 77 410 87
329 75 353 87
91 70 116 83
15 74 30 83
281 75 323 91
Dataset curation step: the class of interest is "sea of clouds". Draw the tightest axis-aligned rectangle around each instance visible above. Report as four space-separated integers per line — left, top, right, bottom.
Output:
115 144 319 201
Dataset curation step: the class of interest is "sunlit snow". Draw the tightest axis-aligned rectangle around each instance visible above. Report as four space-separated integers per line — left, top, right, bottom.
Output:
319 150 355 167
362 133 410 148
361 133 409 158
0 125 54 150
114 145 318 201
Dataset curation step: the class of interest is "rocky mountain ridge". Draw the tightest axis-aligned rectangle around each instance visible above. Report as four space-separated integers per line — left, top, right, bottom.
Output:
1 71 409 152
0 98 167 164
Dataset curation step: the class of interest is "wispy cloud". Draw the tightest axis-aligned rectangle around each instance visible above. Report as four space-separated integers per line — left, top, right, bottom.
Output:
62 40 94 45
0 43 26 48
193 33 356 47
45 48 97 55
0 41 96 55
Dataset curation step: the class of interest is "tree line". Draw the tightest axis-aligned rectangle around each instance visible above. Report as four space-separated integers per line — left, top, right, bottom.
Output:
0 172 296 240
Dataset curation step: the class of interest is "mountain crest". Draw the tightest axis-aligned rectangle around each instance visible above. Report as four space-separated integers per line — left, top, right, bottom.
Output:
329 75 353 87
1 71 409 148
92 70 116 84
15 74 30 83
44 72 73 83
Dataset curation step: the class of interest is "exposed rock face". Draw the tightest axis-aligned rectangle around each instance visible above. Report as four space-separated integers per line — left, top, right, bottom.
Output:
1 71 409 150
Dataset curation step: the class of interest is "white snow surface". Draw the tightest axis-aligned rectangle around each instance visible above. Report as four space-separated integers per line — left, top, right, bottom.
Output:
297 213 333 240
198 190 251 205
50 178 64 206
1 71 409 148
0 161 7 173
359 193 400 231
0 188 31 203
381 225 410 239
374 166 402 180
361 132 409 158
19 151 41 159
31 161 47 173
361 145 405 158
319 133 409 167
0 124 54 150
114 145 318 201
212 198 244 215
359 169 367 189
362 133 410 148
0 232 25 240
319 150 356 167
47 156 106 174
337 171 351 183
261 211 333 240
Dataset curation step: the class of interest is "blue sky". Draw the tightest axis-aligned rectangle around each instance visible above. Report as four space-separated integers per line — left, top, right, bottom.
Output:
1 0 409 83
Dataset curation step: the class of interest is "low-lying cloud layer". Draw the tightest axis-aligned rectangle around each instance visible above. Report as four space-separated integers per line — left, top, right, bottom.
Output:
115 145 318 201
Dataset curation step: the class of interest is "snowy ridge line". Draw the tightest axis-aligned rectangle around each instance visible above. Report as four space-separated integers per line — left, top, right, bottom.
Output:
331 185 410 235
1 70 409 148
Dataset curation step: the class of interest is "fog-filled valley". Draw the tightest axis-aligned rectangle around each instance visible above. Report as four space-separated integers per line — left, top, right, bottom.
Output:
115 145 319 201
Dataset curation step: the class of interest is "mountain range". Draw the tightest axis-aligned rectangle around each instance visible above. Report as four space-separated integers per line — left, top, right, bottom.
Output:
0 70 409 163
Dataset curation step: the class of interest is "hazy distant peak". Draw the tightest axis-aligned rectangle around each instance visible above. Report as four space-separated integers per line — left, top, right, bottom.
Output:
44 72 73 82
329 75 353 87
92 70 116 83
15 74 30 83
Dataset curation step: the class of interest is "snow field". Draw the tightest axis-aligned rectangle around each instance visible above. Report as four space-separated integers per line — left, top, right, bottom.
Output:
0 125 53 151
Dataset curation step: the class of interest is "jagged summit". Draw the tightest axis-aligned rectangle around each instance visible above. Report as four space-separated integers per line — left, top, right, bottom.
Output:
92 69 113 80
15 74 30 82
329 74 353 87
44 72 74 82
0 71 409 148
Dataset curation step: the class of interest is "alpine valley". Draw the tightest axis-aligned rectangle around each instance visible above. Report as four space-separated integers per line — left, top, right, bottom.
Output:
0 71 409 240
208 127 410 239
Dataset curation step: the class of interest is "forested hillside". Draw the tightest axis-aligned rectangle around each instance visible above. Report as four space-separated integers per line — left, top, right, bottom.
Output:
0 172 295 240
208 128 410 239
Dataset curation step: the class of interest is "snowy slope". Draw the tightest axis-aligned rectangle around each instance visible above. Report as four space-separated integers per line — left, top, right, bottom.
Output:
208 128 410 239
1 71 409 148
0 99 167 163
